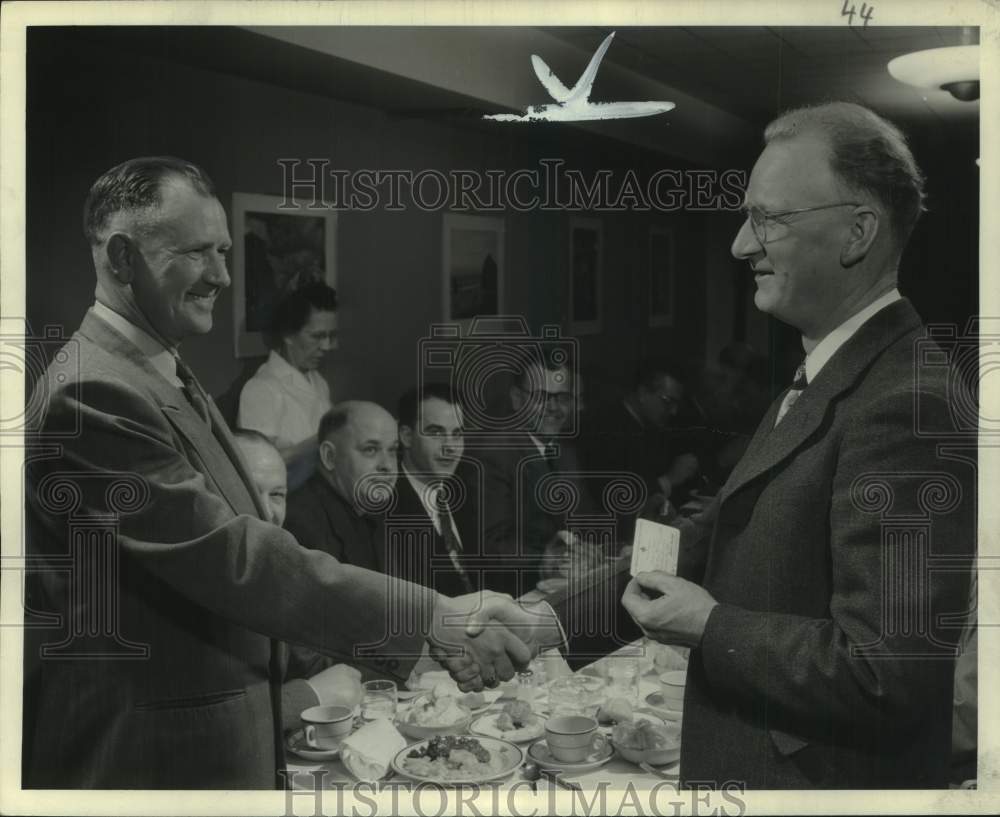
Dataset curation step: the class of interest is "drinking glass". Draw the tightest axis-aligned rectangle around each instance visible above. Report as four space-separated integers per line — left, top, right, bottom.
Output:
361 679 397 722
547 675 606 718
606 656 641 706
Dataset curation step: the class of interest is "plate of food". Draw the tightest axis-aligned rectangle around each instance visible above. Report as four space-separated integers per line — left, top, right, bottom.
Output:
470 700 544 744
610 719 681 767
597 698 668 729
397 685 474 740
393 735 524 785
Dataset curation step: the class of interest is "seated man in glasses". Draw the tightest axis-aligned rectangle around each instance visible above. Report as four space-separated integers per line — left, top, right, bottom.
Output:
462 350 602 597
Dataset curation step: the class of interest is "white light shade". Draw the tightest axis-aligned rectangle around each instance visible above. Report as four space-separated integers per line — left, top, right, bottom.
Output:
887 45 979 91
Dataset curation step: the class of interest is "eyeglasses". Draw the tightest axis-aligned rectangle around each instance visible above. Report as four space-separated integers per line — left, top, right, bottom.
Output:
740 202 861 245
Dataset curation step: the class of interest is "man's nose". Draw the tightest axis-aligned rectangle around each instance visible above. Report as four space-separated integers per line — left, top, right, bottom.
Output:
207 250 231 288
731 217 763 260
376 452 393 472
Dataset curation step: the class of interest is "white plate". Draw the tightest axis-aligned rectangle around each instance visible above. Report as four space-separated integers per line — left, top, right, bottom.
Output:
286 729 342 761
392 736 524 785
469 712 545 744
599 708 668 731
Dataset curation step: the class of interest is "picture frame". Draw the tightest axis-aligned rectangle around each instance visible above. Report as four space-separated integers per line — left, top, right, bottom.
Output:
231 193 338 358
442 213 505 323
568 217 603 335
648 226 675 328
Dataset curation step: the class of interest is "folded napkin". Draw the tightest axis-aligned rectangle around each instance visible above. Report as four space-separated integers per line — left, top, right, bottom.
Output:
340 719 406 782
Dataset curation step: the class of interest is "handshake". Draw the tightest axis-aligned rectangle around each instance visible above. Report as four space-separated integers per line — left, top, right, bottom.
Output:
426 591 566 691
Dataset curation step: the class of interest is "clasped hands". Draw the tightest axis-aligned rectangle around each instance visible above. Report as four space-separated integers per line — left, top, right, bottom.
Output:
427 591 564 691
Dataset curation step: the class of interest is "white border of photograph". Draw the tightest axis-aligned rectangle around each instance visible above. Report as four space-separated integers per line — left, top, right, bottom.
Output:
441 213 505 324
568 217 603 335
231 192 338 358
648 225 675 329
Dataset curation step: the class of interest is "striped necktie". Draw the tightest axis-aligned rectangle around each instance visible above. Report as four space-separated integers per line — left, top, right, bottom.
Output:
174 356 212 425
434 486 475 594
774 362 808 427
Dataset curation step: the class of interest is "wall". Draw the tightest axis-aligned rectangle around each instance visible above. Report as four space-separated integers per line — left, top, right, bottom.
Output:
26 31 725 410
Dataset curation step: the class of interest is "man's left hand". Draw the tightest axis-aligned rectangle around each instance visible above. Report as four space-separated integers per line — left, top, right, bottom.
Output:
621 571 719 648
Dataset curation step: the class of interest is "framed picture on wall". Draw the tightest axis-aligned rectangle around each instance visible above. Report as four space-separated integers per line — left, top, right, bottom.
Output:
648 226 675 328
569 218 603 335
231 193 338 358
442 213 505 322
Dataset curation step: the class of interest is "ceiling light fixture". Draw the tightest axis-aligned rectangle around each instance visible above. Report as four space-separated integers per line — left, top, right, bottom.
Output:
887 43 980 102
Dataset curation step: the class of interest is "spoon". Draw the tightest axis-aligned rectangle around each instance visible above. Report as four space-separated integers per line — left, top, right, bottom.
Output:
640 761 679 780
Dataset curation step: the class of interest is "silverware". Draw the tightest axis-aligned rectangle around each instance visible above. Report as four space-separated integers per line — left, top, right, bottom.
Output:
542 769 582 791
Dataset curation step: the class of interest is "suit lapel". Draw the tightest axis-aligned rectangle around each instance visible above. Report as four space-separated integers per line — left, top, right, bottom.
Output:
79 311 264 518
720 300 922 502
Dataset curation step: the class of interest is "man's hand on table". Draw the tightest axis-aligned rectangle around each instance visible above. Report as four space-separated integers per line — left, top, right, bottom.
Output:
622 571 719 648
428 591 534 692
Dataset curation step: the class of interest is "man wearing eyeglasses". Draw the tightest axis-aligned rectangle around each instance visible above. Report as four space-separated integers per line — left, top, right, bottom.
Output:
623 102 974 788
466 352 600 597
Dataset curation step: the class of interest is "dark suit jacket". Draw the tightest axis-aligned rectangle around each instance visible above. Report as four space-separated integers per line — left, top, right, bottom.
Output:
385 471 480 597
22 310 435 789
285 474 386 572
464 432 595 597
679 299 974 789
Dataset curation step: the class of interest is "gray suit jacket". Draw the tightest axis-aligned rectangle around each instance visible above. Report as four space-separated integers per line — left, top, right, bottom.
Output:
23 309 435 789
680 299 974 788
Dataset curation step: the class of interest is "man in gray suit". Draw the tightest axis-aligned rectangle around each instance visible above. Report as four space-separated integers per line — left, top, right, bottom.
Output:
623 103 974 788
22 157 557 788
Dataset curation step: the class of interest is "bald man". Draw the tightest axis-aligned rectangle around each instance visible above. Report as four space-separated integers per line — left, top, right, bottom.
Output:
285 401 399 572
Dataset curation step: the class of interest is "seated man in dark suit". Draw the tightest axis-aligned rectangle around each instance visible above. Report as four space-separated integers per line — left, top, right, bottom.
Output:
465 351 602 598
391 384 479 597
233 430 363 729
581 358 701 540
284 401 398 571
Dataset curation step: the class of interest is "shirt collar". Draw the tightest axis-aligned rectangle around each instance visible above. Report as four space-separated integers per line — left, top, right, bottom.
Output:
402 463 440 519
803 289 901 383
92 302 180 385
263 349 318 387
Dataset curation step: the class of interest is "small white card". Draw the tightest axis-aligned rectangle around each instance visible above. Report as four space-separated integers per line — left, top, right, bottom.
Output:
630 519 680 577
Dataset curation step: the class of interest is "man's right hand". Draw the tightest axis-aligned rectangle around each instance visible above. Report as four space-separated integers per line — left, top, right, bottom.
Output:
427 592 534 691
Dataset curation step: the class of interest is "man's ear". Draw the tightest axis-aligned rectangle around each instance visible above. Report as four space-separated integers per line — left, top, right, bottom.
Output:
106 233 137 284
399 425 413 450
841 208 879 267
319 439 337 471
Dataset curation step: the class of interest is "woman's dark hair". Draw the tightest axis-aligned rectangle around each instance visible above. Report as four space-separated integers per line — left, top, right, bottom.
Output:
267 282 338 348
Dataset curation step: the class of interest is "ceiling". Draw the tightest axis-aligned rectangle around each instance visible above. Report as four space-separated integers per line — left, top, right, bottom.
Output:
548 26 979 126
47 25 978 165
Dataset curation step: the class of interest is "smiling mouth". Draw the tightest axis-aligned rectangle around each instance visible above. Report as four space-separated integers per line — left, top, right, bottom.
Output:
187 286 220 302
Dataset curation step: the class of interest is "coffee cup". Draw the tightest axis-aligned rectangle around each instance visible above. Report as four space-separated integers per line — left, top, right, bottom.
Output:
658 670 687 711
301 704 354 750
544 715 608 763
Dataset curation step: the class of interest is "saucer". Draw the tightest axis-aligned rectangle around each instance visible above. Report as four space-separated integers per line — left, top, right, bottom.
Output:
644 692 684 716
286 729 342 761
527 739 614 773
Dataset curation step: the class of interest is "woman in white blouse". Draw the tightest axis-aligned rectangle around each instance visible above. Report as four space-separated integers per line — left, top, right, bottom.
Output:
238 282 338 488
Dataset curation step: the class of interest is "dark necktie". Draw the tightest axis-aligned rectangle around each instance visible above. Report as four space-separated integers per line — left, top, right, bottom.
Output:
435 488 475 594
774 361 809 426
174 356 211 425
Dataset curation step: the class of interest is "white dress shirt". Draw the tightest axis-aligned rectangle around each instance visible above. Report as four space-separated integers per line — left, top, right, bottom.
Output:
237 350 332 449
401 464 462 544
92 302 180 386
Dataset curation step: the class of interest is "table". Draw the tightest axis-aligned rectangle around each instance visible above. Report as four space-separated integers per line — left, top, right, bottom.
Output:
285 640 689 793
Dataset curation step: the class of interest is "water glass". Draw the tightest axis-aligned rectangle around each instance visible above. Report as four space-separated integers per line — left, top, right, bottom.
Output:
361 679 397 722
606 656 641 706
547 674 605 718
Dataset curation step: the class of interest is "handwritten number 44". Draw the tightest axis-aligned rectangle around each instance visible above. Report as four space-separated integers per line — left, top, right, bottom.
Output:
842 0 874 26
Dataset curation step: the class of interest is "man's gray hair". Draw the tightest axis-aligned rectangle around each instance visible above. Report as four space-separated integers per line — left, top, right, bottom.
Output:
764 102 926 250
83 156 216 247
